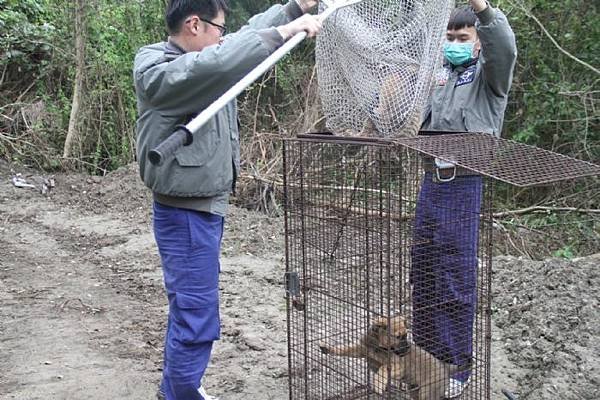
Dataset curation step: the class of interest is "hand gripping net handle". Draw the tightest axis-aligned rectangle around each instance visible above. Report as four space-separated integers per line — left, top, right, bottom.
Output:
148 0 365 166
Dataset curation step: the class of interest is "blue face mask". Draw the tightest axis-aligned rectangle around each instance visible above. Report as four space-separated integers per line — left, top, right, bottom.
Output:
443 42 475 66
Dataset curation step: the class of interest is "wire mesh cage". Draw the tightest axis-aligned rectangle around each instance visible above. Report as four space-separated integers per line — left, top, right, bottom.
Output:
282 133 600 400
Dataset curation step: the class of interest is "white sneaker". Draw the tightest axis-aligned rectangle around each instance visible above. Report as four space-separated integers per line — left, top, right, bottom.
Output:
444 378 467 399
198 385 219 400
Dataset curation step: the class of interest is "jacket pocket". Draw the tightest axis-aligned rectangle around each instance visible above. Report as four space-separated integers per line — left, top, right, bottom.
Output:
174 126 219 167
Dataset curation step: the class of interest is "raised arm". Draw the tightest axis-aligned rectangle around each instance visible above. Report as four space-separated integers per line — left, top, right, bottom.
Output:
134 11 321 116
242 0 317 31
472 1 518 97
134 30 279 116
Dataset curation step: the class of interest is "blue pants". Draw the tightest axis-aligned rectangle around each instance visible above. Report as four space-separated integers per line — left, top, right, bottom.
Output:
153 202 224 400
410 174 482 382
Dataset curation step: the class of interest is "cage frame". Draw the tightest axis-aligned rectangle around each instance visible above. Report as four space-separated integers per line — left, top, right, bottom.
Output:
282 132 600 400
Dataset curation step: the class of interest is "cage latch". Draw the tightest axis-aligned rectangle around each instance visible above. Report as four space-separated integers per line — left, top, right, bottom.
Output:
434 158 457 183
284 272 305 311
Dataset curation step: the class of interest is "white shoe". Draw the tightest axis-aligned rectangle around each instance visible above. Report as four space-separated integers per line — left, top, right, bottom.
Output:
444 378 467 399
198 385 219 400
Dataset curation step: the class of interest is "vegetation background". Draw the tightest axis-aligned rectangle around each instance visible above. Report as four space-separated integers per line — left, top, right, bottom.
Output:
0 0 598 257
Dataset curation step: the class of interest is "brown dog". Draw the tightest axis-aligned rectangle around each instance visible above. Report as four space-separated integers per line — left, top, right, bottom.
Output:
363 64 422 138
319 315 410 395
401 344 472 400
319 315 471 399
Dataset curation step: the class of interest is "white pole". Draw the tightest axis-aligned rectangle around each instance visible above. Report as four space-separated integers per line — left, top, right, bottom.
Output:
186 3 346 134
187 33 307 134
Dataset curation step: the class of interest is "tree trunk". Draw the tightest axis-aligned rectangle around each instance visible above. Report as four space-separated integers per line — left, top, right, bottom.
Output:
63 0 86 160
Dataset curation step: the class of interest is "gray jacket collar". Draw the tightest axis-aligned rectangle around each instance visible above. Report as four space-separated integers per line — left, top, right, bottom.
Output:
165 38 186 58
450 58 479 74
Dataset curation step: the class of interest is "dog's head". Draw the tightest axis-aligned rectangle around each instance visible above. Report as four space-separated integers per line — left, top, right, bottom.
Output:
367 315 409 352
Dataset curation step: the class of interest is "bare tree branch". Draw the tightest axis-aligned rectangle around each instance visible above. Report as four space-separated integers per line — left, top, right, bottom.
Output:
494 205 600 218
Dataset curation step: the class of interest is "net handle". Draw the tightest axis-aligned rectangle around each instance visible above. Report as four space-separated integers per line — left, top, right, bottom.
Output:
149 0 364 166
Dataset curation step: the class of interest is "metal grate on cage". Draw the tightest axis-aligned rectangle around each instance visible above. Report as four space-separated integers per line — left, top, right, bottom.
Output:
283 135 495 400
397 133 600 187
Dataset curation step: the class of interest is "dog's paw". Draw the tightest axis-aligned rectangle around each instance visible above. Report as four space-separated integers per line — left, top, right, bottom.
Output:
318 342 331 354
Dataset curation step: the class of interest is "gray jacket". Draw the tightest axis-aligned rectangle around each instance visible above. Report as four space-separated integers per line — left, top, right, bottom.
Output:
134 2 302 212
421 6 517 136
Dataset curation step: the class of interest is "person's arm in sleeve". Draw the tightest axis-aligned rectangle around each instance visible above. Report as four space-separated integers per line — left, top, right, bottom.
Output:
134 14 321 116
474 2 518 97
243 0 314 30
135 29 279 115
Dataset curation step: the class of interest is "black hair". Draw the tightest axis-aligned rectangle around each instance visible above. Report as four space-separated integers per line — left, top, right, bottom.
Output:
166 0 230 34
447 5 477 30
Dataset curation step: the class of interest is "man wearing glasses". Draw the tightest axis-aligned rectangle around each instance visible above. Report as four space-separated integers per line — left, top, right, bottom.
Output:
133 1 321 399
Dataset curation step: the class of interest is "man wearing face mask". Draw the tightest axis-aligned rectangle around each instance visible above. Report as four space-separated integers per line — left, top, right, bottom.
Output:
134 1 321 399
411 0 516 398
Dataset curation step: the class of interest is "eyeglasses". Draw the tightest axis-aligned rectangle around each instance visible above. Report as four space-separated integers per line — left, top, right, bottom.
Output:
199 18 227 36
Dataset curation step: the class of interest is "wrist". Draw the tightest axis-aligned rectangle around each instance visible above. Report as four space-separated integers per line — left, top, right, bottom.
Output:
284 0 304 20
475 3 495 26
471 0 488 13
277 25 290 41
294 0 309 13
294 0 317 13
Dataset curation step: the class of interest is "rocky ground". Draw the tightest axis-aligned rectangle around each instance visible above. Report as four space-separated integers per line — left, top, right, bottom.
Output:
0 161 597 399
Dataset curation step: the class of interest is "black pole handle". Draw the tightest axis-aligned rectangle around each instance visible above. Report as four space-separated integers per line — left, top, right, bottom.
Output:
148 125 193 166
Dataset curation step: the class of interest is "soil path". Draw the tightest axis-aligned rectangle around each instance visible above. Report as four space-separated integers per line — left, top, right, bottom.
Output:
0 163 597 399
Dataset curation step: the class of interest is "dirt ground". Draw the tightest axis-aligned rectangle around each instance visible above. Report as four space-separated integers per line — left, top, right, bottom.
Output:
0 161 598 400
